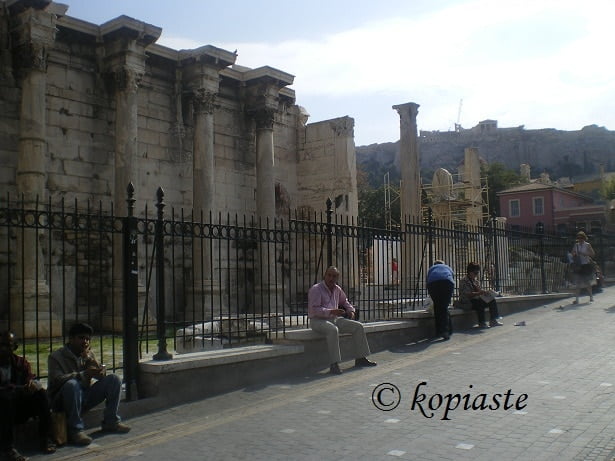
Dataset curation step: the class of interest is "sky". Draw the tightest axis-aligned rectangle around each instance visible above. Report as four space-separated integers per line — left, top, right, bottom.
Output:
62 0 615 146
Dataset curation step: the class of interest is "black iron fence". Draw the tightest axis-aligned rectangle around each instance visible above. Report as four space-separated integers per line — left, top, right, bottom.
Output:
1 186 614 388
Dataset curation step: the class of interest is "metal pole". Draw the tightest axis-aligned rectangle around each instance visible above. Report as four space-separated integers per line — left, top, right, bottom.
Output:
123 182 139 399
153 187 172 361
326 197 333 268
537 222 547 293
427 207 433 266
492 214 500 292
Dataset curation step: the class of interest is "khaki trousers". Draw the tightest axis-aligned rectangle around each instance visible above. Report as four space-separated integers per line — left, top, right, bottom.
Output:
310 317 371 364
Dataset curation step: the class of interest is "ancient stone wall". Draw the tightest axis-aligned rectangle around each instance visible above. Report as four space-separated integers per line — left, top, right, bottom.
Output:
0 1 359 332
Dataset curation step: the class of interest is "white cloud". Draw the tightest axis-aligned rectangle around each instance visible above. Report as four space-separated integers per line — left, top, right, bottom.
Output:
160 0 615 143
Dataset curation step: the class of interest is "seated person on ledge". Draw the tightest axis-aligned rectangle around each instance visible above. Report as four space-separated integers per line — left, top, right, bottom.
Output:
0 330 56 461
308 266 376 375
458 262 503 328
47 323 130 447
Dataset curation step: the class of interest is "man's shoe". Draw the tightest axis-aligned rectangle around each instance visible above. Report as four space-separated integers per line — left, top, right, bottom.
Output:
101 422 131 433
39 438 57 454
355 357 377 367
489 319 503 327
68 431 92 446
479 322 490 328
329 363 342 375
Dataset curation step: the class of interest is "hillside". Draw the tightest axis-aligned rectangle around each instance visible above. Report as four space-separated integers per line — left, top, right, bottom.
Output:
356 123 615 188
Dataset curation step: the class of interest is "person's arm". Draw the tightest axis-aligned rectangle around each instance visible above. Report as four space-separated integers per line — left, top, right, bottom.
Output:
48 350 84 394
459 278 481 300
338 288 355 318
308 285 344 318
17 356 42 393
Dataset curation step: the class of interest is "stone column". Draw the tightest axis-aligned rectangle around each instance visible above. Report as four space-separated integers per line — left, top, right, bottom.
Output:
243 68 293 314
181 47 235 318
393 102 421 221
112 67 141 216
10 2 65 338
254 108 276 220
463 147 483 227
102 18 161 331
393 102 423 288
188 89 219 317
192 89 217 222
106 66 144 331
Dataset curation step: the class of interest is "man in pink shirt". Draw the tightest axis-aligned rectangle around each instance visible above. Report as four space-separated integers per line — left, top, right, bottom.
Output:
308 266 376 374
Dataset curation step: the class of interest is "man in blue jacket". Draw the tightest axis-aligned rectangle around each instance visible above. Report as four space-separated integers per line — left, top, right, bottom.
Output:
426 260 455 340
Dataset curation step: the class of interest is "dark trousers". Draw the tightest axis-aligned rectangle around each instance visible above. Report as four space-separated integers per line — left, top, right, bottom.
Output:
427 280 454 336
0 388 51 450
470 298 500 324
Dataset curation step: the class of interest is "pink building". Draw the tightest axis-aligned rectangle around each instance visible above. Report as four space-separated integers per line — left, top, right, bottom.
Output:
497 182 606 235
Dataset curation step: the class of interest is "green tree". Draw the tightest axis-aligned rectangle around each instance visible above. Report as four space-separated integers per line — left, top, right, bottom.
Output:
600 176 615 200
357 165 401 228
482 162 521 216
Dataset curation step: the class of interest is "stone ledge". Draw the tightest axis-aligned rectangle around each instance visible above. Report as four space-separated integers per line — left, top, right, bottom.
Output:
139 344 304 374
396 293 572 319
282 320 418 341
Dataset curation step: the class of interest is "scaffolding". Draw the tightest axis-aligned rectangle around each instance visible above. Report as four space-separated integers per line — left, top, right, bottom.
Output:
383 172 401 230
422 170 491 227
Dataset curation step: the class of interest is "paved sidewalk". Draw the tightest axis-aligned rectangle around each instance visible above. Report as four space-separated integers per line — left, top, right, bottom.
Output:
27 286 615 461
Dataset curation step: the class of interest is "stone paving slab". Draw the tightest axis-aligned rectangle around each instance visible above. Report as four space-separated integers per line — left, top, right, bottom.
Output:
23 287 615 461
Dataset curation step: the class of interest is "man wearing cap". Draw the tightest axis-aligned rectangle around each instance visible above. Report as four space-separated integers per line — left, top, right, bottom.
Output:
0 330 55 461
48 323 130 446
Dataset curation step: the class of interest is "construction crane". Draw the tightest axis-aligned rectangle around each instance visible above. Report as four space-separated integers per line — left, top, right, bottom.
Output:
454 99 463 132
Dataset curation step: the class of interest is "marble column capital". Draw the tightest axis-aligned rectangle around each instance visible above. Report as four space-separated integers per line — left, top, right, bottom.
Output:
251 107 276 130
393 102 420 129
10 6 59 77
192 89 217 115
15 41 48 73
111 66 143 93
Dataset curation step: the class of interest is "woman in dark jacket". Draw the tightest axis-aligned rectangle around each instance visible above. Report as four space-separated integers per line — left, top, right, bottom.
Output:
458 262 502 328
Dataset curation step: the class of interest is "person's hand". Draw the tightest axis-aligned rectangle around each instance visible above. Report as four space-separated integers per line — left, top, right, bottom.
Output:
84 365 104 381
331 308 346 317
347 311 356 320
25 380 42 393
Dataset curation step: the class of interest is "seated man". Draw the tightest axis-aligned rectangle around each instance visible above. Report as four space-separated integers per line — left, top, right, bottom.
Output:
0 330 55 461
308 266 376 375
47 323 130 446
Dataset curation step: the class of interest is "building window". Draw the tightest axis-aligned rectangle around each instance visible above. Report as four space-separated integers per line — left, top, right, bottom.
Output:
509 199 520 217
533 197 544 216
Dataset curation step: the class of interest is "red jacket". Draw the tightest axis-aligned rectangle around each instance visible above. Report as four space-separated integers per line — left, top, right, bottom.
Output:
0 353 35 389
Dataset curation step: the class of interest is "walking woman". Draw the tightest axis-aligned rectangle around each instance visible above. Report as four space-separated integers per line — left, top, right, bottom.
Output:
571 231 595 304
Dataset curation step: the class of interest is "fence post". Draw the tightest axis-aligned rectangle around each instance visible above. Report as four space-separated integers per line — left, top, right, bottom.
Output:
537 222 547 293
491 214 500 292
123 182 139 399
427 207 433 266
153 187 172 361
326 197 333 268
